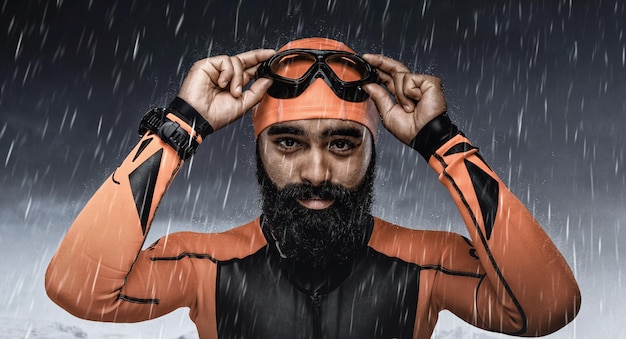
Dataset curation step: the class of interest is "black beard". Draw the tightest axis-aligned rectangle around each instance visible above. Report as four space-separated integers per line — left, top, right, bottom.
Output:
256 147 375 271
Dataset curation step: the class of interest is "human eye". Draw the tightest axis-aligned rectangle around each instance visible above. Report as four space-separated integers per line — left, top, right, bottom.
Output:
275 137 302 152
328 139 356 153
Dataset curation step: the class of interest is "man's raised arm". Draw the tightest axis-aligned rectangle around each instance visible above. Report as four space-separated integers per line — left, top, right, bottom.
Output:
45 49 275 321
363 53 580 336
45 99 208 320
421 120 580 335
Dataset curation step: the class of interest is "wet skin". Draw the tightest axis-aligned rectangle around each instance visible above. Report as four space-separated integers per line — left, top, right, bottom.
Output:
258 119 373 209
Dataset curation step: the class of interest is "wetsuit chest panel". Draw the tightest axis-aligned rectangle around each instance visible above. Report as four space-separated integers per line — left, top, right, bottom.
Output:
216 246 315 339
215 246 418 339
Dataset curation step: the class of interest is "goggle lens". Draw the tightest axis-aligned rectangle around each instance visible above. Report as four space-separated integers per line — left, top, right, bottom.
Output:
270 53 316 79
326 55 369 82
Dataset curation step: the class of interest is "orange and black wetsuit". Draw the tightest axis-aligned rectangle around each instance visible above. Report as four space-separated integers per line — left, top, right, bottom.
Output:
45 100 580 338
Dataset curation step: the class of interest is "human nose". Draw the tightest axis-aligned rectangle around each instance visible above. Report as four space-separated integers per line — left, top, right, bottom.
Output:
299 148 330 186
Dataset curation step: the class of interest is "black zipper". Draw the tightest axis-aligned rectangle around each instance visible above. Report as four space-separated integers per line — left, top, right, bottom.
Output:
311 293 322 339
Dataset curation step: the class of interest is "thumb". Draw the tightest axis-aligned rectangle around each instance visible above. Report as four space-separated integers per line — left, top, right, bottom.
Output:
240 78 273 112
363 83 414 144
363 83 395 117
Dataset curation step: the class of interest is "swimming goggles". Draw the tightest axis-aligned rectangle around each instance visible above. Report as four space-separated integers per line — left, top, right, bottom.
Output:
256 48 379 102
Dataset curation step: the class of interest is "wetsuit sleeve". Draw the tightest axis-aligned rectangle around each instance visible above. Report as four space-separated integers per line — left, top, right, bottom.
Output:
418 116 581 336
45 104 204 322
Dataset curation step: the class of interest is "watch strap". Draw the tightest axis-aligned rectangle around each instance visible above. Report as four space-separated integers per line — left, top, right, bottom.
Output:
409 113 461 160
168 97 213 138
139 107 200 160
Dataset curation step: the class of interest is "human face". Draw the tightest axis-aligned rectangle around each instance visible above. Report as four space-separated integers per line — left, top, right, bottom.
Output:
258 119 374 210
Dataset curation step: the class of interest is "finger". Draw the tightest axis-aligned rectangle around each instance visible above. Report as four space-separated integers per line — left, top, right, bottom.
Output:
363 54 395 92
363 83 397 121
403 76 425 101
364 53 413 103
239 78 273 112
242 63 263 85
230 55 245 97
381 106 414 144
187 56 224 87
392 72 417 112
364 82 417 144
236 49 276 70
375 70 397 97
406 74 443 107
235 49 276 91
214 56 235 89
363 53 411 75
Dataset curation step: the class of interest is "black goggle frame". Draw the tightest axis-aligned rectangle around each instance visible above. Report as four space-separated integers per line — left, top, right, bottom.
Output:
256 48 379 102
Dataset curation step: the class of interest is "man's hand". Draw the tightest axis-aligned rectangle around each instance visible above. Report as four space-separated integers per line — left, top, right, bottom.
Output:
362 54 447 145
178 49 276 132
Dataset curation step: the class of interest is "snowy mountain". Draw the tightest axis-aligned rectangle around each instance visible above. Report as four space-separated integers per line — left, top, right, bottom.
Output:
0 318 87 339
0 317 503 339
0 317 198 339
0 316 505 339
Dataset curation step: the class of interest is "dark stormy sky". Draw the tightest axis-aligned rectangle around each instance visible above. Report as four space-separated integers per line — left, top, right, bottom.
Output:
0 0 624 337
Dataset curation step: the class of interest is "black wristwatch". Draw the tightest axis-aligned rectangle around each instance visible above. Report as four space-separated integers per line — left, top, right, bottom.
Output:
139 107 200 160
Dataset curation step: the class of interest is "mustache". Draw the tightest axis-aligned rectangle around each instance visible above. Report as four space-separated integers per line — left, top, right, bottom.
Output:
277 182 351 202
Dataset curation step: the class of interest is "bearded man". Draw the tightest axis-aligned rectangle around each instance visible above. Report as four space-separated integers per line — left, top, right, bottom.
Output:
46 38 580 338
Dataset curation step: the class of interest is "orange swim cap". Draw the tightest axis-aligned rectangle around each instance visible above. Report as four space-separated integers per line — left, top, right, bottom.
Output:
252 37 379 139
